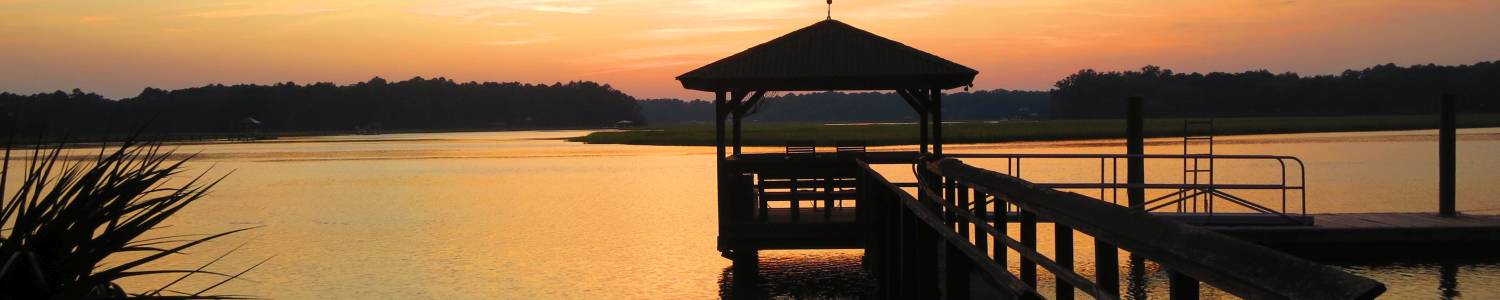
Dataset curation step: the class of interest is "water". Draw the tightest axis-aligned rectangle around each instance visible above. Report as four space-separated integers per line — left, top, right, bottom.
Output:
41 128 1494 298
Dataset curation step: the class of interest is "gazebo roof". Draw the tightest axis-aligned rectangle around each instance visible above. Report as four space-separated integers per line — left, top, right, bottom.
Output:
677 19 978 92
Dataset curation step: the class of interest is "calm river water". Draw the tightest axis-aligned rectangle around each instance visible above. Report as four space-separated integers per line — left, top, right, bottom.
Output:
86 128 1500 299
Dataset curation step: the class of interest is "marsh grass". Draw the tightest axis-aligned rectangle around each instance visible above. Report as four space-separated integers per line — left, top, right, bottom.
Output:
0 136 262 299
572 114 1500 146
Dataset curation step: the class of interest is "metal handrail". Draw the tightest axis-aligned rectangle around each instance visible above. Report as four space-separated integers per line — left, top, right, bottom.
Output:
921 157 1384 299
945 153 1308 222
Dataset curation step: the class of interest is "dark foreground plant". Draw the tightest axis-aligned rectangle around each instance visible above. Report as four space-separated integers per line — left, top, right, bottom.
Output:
0 138 263 299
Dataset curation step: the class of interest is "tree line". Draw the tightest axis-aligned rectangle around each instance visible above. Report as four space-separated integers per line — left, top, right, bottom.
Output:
1051 61 1500 119
2 61 1494 137
640 89 1050 124
0 77 644 137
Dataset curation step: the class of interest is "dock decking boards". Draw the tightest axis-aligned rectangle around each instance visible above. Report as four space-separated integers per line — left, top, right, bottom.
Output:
1204 213 1500 259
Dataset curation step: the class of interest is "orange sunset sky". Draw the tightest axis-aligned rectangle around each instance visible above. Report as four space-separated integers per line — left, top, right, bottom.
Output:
1 0 1497 100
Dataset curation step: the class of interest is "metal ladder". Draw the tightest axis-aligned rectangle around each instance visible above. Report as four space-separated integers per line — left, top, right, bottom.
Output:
1182 119 1215 213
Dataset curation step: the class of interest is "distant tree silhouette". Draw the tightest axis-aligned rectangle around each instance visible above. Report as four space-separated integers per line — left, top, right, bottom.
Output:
0 77 644 138
640 89 1049 124
3 61 1495 137
1051 61 1500 119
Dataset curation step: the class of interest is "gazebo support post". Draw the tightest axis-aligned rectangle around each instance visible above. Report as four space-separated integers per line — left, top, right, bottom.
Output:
727 91 750 156
730 91 766 156
931 89 943 157
897 89 931 155
715 91 728 162
713 90 730 257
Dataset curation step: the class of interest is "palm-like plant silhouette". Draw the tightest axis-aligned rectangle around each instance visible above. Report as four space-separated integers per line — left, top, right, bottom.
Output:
1 138 262 299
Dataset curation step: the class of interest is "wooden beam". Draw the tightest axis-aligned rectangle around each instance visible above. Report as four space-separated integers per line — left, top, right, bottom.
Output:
728 90 750 109
899 89 931 155
735 91 767 116
896 89 926 113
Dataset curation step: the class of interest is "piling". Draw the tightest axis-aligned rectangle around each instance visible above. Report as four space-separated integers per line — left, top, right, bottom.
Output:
1440 93 1456 217
1127 96 1145 209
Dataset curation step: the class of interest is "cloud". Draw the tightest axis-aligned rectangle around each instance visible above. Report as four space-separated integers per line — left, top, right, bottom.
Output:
525 4 592 14
582 60 698 75
485 21 529 27
417 0 598 23
78 15 118 23
482 35 558 46
657 0 812 20
636 25 774 39
185 6 342 18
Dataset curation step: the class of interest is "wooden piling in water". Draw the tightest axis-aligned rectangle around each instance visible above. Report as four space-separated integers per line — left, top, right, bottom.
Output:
1127 96 1145 209
1440 93 1456 217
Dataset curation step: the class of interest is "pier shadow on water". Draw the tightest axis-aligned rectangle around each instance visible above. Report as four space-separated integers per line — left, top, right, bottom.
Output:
1331 257 1500 299
715 250 1499 299
719 250 875 299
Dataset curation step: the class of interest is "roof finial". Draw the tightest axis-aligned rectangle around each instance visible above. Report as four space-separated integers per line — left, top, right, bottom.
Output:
826 0 833 20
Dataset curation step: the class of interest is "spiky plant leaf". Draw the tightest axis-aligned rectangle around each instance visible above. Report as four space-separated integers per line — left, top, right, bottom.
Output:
0 137 260 299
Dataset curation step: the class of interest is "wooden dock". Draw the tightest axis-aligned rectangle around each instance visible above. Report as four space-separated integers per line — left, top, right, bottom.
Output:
1206 213 1500 259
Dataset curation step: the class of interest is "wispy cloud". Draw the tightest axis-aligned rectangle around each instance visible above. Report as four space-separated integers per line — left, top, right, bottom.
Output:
185 6 342 18
77 15 118 23
482 35 558 46
636 25 773 39
526 4 592 14
582 60 698 75
657 0 811 21
485 21 529 27
418 0 598 23
842 0 973 20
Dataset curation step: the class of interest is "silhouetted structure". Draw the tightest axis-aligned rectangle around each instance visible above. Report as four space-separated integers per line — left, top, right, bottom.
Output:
679 19 1397 299
1440 93 1457 217
678 18 975 264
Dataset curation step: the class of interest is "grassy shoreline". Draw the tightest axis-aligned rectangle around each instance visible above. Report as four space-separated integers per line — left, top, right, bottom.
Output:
570 114 1500 146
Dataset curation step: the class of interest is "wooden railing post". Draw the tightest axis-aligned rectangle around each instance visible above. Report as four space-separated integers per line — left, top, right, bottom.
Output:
943 242 972 300
1020 210 1037 287
991 193 1005 266
920 220 941 297
1169 270 1200 300
972 189 987 255
1056 224 1075 300
888 193 902 298
900 209 917 298
944 178 957 227
1095 240 1120 297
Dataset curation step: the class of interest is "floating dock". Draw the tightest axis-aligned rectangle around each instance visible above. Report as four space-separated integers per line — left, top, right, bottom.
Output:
1208 212 1500 259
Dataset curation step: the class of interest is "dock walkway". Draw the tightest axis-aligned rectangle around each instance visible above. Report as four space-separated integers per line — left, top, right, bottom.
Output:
1208 213 1500 258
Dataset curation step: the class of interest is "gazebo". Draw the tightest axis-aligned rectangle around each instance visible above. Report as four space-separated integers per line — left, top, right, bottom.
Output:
677 19 978 160
678 19 979 264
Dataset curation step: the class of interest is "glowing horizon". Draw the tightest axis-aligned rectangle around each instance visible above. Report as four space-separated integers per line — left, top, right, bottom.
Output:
1 0 1497 100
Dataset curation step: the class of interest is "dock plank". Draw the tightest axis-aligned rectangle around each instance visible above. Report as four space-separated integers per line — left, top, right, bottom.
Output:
1204 212 1500 259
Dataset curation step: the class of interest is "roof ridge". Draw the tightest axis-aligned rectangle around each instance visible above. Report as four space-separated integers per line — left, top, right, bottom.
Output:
677 19 978 92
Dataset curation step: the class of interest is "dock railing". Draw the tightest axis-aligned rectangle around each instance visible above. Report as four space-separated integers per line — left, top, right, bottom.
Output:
945 153 1308 225
856 156 1384 299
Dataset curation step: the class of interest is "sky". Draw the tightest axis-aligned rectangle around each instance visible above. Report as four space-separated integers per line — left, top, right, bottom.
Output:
1 0 1497 100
